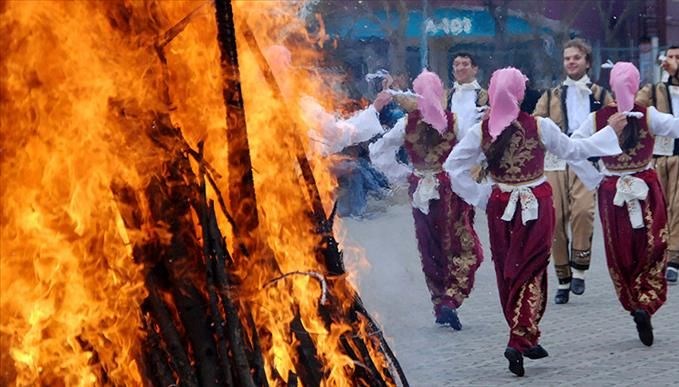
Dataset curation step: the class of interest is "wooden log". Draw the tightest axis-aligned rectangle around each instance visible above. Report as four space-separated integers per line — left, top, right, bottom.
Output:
197 147 235 386
290 314 323 386
144 272 199 387
140 316 177 387
214 0 259 236
172 284 220 386
245 313 268 387
206 201 257 387
287 371 298 387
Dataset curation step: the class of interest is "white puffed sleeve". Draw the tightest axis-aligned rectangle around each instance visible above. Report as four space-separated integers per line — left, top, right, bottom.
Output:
368 116 410 187
443 123 492 209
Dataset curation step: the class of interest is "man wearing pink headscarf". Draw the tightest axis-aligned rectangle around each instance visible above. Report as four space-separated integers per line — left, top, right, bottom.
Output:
444 67 624 377
571 62 679 347
370 69 484 330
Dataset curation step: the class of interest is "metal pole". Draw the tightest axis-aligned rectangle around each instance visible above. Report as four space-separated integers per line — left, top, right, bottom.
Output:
421 0 429 70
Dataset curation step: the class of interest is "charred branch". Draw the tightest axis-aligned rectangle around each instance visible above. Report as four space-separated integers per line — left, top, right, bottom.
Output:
235 17 408 387
214 0 259 235
197 143 235 387
157 1 211 49
106 1 406 385
140 315 176 387
144 272 198 387
290 314 323 387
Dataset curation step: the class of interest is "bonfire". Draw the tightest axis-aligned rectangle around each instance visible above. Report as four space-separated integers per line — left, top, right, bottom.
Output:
0 1 407 386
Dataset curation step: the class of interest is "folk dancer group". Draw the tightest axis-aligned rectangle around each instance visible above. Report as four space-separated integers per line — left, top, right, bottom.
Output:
367 40 679 377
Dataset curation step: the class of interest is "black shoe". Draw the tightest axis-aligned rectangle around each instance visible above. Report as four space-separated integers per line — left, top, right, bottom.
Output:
523 344 549 360
435 307 462 330
554 288 569 304
632 309 653 346
504 347 525 377
571 278 585 295
667 268 678 284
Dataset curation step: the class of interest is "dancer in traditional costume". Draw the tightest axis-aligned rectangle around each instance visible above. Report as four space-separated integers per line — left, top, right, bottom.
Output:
444 68 623 376
370 70 484 330
572 62 679 346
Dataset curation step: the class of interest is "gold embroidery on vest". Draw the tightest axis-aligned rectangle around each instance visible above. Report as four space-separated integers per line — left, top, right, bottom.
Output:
405 120 456 168
494 121 543 183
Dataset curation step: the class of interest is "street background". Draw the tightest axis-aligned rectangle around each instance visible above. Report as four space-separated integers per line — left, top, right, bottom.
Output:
341 194 678 386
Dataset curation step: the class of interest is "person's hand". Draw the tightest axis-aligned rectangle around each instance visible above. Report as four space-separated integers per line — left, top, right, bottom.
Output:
607 112 628 135
381 74 394 90
476 106 490 121
373 91 393 112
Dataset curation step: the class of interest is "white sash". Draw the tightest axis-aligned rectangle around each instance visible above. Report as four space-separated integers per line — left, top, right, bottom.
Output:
613 175 649 229
412 170 441 215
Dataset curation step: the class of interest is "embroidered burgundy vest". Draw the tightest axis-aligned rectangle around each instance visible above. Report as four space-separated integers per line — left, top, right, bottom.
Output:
595 104 653 172
480 111 546 184
403 110 457 171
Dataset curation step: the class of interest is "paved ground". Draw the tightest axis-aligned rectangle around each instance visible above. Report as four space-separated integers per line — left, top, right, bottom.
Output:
341 198 678 386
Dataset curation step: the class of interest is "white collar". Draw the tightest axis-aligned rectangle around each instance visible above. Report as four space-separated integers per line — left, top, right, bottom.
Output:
562 75 592 95
453 80 481 91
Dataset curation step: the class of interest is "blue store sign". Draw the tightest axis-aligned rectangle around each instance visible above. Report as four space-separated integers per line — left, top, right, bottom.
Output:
325 8 550 39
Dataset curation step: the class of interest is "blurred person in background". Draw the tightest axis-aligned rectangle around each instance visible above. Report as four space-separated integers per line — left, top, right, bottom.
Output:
533 38 613 304
636 46 679 284
446 52 489 139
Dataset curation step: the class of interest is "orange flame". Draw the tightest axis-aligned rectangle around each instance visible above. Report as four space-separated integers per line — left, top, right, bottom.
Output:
1 1 390 385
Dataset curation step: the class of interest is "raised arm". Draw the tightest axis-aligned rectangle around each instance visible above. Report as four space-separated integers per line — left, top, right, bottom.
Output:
368 116 410 187
443 123 492 209
538 116 621 160
303 96 383 155
648 106 679 137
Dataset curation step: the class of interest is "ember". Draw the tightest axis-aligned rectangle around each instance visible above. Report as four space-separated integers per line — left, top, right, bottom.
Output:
1 0 406 386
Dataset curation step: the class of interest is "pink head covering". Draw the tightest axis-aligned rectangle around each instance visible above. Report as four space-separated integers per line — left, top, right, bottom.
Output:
487 67 527 140
609 62 640 113
412 69 447 134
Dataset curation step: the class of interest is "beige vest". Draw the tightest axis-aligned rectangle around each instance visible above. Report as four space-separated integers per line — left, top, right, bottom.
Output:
636 77 678 155
532 83 612 131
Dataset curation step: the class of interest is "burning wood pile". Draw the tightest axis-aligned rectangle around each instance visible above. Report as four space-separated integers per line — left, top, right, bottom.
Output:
1 1 407 386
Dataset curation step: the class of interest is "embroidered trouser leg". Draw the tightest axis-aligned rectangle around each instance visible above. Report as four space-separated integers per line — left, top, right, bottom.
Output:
487 183 553 352
598 171 668 315
410 173 484 316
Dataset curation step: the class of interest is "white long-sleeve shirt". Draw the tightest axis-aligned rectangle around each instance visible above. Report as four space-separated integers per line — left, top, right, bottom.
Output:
443 117 623 209
571 106 679 181
368 116 411 187
302 96 384 156
653 86 679 155
450 81 484 139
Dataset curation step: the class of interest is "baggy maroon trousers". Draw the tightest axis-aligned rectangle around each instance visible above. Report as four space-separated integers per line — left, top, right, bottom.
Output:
486 182 554 352
409 171 484 318
598 169 668 316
